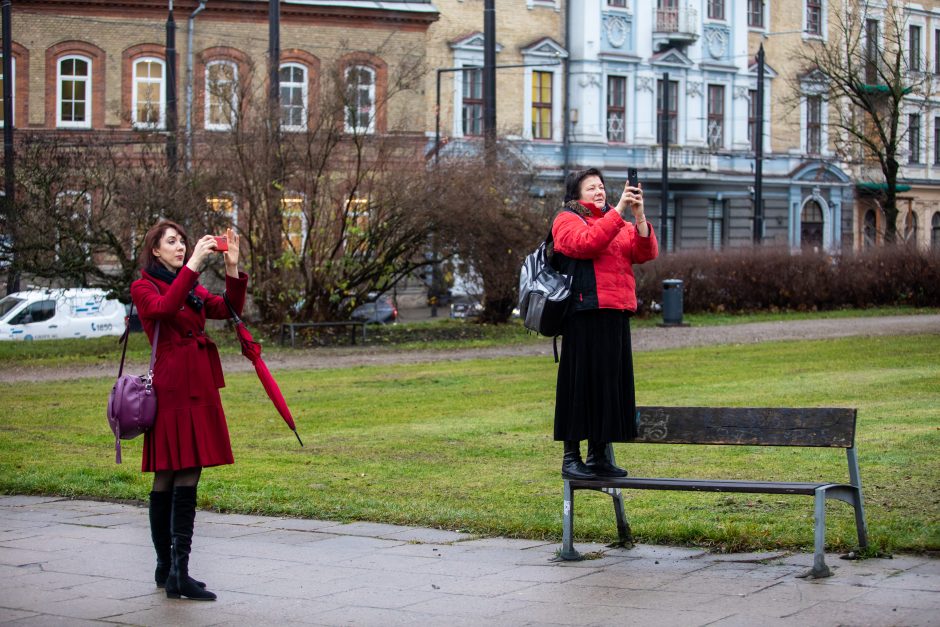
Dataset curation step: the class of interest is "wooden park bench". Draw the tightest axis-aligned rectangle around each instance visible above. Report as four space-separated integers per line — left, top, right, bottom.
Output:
279 321 367 348
560 406 869 579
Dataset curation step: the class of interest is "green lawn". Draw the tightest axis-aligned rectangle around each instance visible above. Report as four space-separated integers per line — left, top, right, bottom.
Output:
0 306 933 368
0 333 937 555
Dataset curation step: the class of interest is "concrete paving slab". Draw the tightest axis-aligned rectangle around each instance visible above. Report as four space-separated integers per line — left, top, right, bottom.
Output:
0 497 936 627
378 526 475 544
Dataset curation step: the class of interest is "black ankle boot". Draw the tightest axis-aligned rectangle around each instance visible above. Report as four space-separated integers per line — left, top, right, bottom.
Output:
166 486 216 601
150 491 206 590
562 441 596 480
586 441 628 478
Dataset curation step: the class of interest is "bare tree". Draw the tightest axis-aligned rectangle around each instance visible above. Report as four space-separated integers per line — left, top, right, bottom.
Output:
198 42 445 323
433 144 550 323
3 133 211 300
791 0 933 242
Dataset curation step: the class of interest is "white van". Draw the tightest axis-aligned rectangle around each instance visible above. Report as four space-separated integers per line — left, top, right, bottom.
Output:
0 288 126 341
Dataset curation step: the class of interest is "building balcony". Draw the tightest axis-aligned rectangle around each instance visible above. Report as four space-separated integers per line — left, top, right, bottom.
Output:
644 145 716 171
652 5 699 51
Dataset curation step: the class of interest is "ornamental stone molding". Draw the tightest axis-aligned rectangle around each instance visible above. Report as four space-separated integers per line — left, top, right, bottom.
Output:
703 26 729 60
686 81 703 97
605 15 629 48
636 76 654 92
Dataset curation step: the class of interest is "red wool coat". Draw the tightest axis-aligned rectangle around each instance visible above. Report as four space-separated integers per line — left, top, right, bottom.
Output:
131 266 248 472
552 201 659 312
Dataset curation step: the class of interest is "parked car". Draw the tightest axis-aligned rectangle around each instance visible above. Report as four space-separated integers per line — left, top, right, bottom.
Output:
350 296 398 325
450 297 483 319
0 288 126 341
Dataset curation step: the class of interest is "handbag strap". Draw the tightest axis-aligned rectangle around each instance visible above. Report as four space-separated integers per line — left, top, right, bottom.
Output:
118 280 160 378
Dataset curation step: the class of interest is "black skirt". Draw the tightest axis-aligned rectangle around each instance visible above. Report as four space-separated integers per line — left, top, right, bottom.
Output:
554 309 637 442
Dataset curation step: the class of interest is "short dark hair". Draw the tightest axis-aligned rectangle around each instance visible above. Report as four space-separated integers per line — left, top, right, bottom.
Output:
564 167 607 202
139 220 191 270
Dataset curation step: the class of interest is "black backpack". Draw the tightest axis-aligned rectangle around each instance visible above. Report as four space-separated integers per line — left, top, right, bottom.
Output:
519 212 586 360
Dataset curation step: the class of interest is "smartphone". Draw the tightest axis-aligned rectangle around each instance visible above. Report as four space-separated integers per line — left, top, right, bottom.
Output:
214 236 228 252
627 168 639 189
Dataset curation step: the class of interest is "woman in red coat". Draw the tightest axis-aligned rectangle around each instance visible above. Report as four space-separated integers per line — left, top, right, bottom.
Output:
551 168 658 480
131 220 247 601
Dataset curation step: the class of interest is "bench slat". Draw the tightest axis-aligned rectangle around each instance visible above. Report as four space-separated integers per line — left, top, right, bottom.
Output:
634 406 856 448
568 477 839 495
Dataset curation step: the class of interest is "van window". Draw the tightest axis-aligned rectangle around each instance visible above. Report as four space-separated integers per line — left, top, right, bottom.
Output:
9 300 56 325
0 296 24 319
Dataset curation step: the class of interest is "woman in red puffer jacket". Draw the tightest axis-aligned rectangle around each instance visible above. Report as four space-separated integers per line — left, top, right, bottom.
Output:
551 168 658 480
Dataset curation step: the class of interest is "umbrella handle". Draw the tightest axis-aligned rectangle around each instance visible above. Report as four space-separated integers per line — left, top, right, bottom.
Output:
293 429 304 447
223 292 242 324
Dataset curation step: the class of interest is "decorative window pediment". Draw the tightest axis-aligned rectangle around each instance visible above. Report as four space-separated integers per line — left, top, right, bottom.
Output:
650 48 693 68
520 37 568 60
449 32 503 54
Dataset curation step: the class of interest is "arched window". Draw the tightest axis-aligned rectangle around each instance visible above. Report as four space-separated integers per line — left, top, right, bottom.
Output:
345 65 375 134
863 209 877 249
133 58 165 129
57 55 92 128
205 60 237 131
801 199 824 249
931 212 940 249
279 63 307 132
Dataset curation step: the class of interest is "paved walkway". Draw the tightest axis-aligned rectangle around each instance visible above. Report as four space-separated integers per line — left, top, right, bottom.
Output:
1 496 937 626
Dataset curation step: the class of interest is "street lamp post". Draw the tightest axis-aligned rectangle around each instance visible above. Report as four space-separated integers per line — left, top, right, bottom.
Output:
2 0 18 293
166 1 178 172
753 43 765 244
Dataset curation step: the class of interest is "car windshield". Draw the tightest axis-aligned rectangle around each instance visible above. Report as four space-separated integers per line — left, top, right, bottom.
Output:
0 296 24 320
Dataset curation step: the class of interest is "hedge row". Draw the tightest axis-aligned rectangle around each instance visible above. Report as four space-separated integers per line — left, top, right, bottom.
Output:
634 245 940 313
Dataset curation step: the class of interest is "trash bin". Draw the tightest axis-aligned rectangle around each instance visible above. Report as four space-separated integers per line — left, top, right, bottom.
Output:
661 279 684 326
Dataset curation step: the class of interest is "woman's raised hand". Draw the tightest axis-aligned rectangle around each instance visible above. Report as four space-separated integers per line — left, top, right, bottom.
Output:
616 182 644 216
223 228 240 275
185 235 218 272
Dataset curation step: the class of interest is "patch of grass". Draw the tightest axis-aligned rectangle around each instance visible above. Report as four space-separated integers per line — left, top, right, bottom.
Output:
0 306 933 368
0 334 937 555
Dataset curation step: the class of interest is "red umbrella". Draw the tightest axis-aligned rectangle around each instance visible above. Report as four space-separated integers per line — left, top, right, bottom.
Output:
224 294 303 446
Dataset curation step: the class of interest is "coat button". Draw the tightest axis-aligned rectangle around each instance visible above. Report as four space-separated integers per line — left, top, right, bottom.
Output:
187 331 194 337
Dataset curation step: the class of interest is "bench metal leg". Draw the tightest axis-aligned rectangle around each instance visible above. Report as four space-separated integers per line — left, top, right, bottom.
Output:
558 480 582 561
846 447 869 549
604 445 634 549
801 487 833 579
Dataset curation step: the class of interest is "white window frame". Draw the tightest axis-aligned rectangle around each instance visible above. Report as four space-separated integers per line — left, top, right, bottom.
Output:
803 0 827 41
344 65 376 135
908 21 926 74
205 60 238 132
747 0 767 31
0 55 13 128
800 74 829 156
523 64 563 142
606 74 629 144
132 57 166 130
706 83 727 151
57 55 92 129
279 63 308 132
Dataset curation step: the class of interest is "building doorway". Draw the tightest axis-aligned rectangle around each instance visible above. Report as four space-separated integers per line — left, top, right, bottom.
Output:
801 200 824 250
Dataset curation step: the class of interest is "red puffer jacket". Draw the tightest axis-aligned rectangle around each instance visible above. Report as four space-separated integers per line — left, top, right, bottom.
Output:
551 200 658 312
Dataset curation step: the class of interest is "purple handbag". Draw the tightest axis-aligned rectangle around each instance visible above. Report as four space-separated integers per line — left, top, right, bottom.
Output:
107 295 160 464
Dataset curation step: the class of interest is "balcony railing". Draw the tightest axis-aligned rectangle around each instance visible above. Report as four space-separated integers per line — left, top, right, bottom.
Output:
644 146 715 171
652 5 699 48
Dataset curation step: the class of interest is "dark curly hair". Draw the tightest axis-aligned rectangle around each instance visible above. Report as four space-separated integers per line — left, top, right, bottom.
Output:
564 167 607 203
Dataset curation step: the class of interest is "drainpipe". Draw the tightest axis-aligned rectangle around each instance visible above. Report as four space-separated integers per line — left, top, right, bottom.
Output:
185 0 207 171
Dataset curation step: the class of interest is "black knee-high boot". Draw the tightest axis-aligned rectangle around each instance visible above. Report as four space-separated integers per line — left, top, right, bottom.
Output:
165 486 216 601
150 491 206 589
149 491 172 588
562 441 596 480
586 441 628 477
